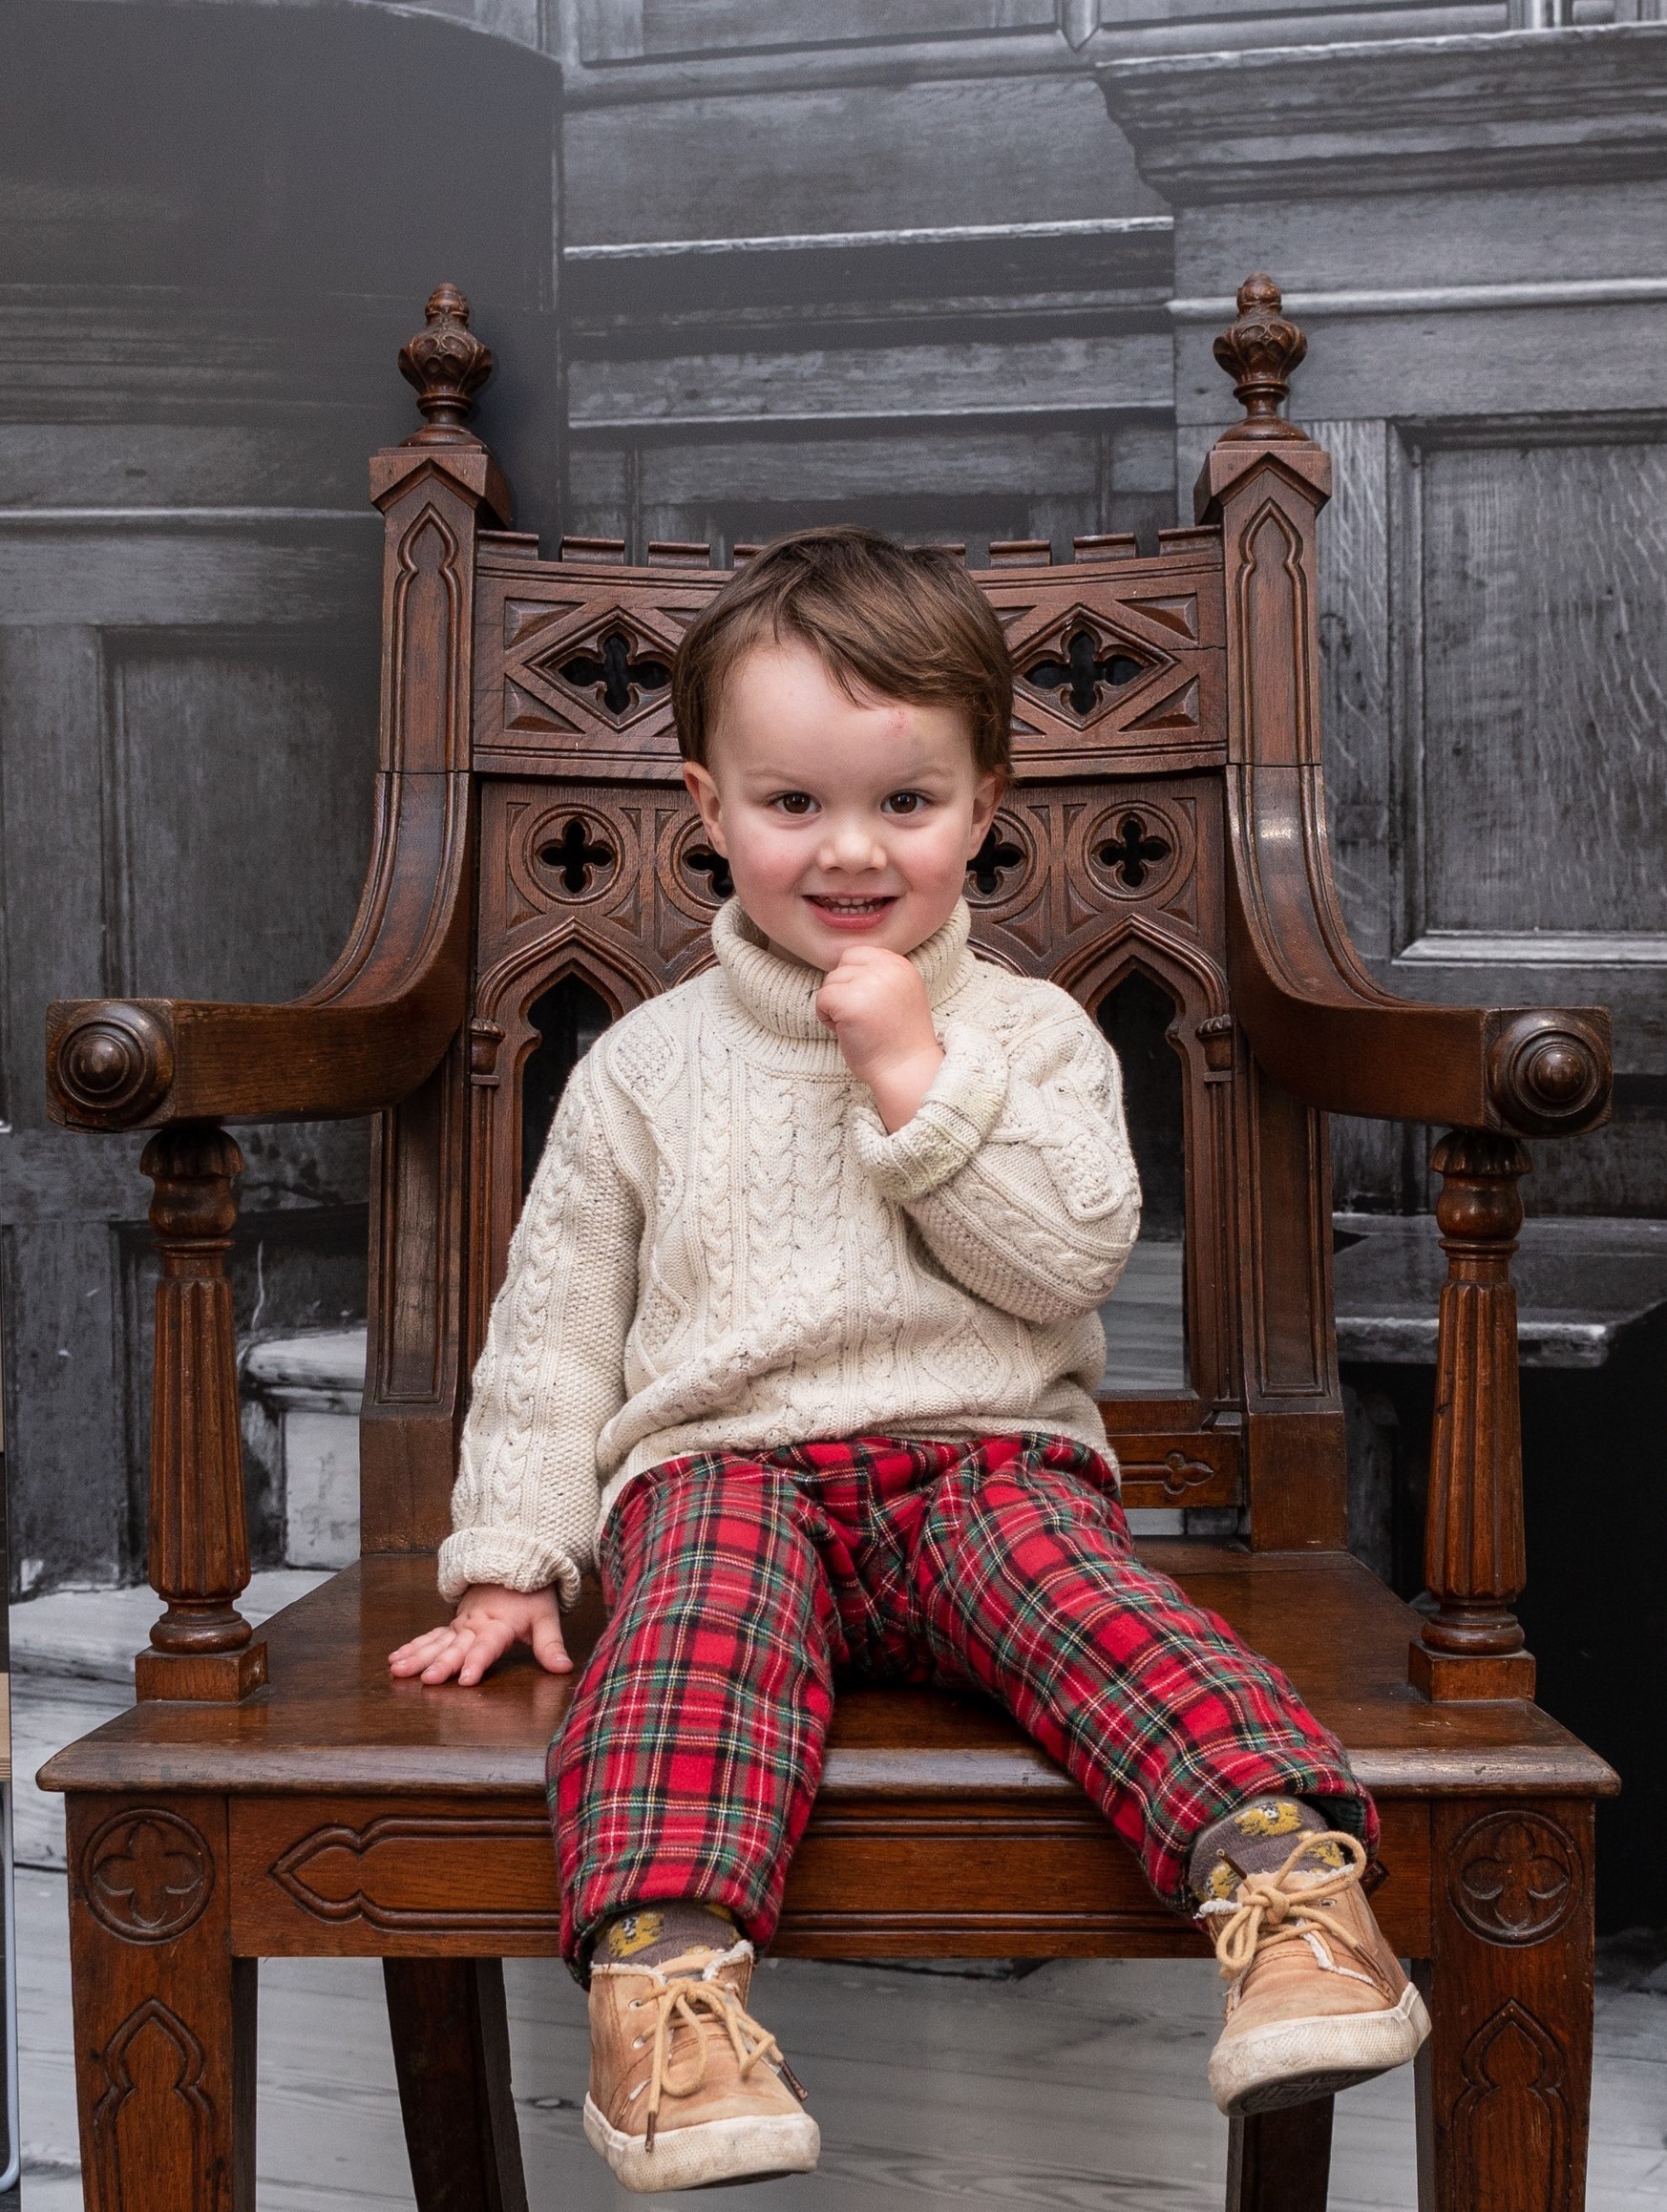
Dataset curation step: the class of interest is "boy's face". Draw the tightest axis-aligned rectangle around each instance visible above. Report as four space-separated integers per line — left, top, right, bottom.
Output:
683 641 1002 972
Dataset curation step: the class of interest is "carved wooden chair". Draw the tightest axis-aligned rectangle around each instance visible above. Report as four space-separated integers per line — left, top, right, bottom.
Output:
42 277 1617 2212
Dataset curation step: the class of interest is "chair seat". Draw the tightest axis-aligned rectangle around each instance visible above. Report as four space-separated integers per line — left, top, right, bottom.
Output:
40 1547 1614 1964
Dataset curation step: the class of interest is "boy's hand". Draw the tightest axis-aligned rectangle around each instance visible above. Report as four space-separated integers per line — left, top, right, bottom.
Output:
815 944 944 1132
388 1583 571 1688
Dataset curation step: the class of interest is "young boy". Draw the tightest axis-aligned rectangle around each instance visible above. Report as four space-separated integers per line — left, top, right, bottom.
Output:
390 528 1429 2192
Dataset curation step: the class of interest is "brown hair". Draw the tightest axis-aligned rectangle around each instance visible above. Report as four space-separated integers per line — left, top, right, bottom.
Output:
671 525 1013 776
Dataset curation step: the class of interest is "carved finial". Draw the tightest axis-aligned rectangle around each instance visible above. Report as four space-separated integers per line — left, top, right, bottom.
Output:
397 284 494 446
1213 273 1309 445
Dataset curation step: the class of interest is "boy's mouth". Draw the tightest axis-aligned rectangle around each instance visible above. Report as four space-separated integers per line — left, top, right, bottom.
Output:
805 894 897 923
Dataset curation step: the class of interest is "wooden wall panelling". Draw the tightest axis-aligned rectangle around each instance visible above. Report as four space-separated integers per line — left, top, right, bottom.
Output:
1410 430 1667 945
568 419 1172 570
0 627 134 1587
67 1791 255 2212
1394 417 1667 1213
0 626 109 1127
1 1219 129 1589
567 332 1172 441
562 72 1162 242
1311 417 1422 1212
100 628 380 1006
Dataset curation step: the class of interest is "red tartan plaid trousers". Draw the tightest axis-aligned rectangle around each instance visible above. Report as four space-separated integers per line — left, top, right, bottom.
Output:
547 1432 1374 1975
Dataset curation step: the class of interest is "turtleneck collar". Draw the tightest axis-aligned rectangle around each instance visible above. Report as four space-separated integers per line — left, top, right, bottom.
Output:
710 897 975 1042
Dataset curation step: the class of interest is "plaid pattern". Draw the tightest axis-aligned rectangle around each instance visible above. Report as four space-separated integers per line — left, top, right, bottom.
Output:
549 1433 1374 1974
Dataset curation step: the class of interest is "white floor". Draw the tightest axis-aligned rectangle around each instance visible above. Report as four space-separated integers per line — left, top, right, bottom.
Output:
12 1593 1667 2211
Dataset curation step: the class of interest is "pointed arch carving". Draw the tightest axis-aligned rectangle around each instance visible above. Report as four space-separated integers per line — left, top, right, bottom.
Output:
1057 913 1230 1027
467 922 666 1364
1452 1999 1572 2211
1059 916 1237 1413
1234 494 1314 771
92 1997 214 2212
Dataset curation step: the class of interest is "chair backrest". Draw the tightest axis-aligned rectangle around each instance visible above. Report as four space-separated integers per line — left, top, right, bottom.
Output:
354 279 1361 1566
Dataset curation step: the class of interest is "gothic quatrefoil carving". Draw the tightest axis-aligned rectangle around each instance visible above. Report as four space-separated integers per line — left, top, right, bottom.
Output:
538 624 671 723
1098 811 1172 891
683 844 733 901
1021 624 1147 720
1449 1812 1581 1946
966 823 1027 900
82 1809 215 1943
537 816 617 896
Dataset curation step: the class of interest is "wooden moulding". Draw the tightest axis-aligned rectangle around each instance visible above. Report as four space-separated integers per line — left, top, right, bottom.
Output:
224 1790 1434 1962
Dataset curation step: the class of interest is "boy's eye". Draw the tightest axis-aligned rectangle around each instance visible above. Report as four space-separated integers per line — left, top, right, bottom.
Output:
772 792 816 815
884 790 929 816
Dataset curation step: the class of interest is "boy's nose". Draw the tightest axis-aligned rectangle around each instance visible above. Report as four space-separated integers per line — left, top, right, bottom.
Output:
816 823 888 874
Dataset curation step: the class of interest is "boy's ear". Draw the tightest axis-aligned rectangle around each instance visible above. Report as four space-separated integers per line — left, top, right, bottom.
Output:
682 759 726 852
968 769 1004 849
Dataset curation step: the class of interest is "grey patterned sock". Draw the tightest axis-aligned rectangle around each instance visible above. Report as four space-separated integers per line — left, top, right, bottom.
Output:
1188 1796 1346 1905
594 1901 740 1970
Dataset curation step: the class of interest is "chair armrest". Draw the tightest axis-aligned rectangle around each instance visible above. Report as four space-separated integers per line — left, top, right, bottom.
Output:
47 767 473 1131
1233 955 1613 1139
48 986 462 1130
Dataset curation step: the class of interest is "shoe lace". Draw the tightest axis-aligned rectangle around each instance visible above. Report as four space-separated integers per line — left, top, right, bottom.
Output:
1198 1830 1370 1985
638 1947 805 2150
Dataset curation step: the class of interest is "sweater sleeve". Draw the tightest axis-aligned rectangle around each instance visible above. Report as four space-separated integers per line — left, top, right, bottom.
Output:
436 1055 641 1609
851 998 1141 1326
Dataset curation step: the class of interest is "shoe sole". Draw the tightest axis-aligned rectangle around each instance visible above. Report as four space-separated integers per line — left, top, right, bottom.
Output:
1210 1983 1432 2118
583 2095 820 2193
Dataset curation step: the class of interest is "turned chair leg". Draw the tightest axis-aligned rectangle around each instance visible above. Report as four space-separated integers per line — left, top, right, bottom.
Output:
1415 1799 1595 2211
67 1793 255 2212
385 1957 530 2212
1226 2098 1334 2210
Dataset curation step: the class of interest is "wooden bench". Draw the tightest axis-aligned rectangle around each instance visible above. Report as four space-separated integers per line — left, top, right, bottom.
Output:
41 276 1617 2212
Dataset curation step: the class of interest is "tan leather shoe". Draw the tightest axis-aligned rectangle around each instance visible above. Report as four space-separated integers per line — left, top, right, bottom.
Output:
583 1941 819 2192
1200 1831 1431 2117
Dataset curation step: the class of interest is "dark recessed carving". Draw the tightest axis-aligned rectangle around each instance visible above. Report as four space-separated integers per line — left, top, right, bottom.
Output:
537 818 616 895
683 844 733 902
1023 629 1144 718
558 630 670 719
966 826 1025 898
1098 812 1172 891
83 1809 214 1943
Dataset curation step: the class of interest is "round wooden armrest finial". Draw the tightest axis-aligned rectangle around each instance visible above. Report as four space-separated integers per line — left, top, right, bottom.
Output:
53 1004 174 1126
1213 274 1310 445
1488 1012 1611 1137
398 283 494 446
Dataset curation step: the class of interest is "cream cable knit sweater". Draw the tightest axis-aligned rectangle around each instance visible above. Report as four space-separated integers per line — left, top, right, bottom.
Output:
438 898 1142 1606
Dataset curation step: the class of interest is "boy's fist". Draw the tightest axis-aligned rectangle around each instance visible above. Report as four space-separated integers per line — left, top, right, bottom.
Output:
814 944 944 1131
388 1582 570 1687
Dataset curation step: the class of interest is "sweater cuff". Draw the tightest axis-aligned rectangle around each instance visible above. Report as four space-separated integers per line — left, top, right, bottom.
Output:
436 1527 585 1610
852 1018 1009 1203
